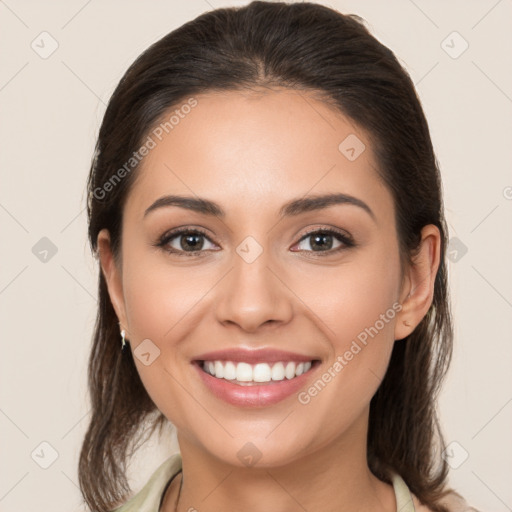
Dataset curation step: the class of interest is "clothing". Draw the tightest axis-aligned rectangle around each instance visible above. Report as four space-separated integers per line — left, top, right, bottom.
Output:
111 452 475 512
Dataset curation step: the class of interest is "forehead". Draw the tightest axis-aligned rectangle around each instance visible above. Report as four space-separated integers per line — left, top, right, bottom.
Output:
124 88 393 223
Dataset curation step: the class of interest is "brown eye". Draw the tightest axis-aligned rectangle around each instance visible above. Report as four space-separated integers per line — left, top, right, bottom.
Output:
157 228 217 256
292 228 355 256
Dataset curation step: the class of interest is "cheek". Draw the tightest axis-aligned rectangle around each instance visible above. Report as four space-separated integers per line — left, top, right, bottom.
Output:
293 245 401 349
292 243 401 410
121 250 211 343
291 257 401 445
119 251 221 426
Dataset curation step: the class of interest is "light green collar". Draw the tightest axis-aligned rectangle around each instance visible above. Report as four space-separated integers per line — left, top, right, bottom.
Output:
391 471 416 511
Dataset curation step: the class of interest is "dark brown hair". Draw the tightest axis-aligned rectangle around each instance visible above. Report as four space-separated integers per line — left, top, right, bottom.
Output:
80 2 454 511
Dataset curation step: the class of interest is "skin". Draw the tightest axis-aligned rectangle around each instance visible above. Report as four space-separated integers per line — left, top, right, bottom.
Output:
98 88 440 512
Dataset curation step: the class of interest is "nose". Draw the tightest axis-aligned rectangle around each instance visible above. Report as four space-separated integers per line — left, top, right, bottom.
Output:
214 244 294 333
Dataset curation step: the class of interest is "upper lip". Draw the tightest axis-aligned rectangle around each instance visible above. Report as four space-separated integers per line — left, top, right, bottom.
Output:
193 348 318 364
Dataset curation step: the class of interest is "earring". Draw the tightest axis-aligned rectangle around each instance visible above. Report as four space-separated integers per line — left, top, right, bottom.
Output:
404 320 411 327
120 329 127 350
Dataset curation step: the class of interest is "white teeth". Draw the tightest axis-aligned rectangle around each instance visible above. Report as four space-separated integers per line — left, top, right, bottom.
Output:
253 363 272 382
236 362 253 382
223 361 237 380
271 362 285 381
285 361 296 379
202 360 314 383
214 361 224 379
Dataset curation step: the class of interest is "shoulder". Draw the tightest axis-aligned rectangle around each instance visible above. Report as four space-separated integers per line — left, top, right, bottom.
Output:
112 453 183 512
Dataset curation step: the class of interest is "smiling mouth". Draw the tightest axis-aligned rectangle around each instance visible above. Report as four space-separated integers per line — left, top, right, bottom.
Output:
196 359 321 385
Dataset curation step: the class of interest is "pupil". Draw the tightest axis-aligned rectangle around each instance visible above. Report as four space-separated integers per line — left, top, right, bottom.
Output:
311 233 332 251
182 234 203 251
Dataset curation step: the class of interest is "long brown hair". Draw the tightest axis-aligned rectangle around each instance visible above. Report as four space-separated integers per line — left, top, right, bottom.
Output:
80 2 454 511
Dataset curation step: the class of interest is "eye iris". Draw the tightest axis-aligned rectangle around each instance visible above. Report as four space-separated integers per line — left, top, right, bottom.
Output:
310 232 333 251
181 233 203 251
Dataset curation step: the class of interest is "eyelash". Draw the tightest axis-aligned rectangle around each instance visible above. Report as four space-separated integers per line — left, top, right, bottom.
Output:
154 226 356 258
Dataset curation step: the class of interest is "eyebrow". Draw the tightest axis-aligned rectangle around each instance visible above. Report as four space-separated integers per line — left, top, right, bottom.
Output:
143 193 376 221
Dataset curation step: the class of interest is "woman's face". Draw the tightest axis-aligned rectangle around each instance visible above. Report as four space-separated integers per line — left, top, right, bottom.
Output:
100 88 414 468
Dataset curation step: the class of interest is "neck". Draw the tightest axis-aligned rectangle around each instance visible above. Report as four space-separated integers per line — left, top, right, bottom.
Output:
163 411 396 512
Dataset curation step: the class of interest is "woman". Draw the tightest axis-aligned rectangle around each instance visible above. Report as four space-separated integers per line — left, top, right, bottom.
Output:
79 2 479 511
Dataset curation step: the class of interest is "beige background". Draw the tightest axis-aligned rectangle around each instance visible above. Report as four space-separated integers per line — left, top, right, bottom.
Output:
1 0 511 510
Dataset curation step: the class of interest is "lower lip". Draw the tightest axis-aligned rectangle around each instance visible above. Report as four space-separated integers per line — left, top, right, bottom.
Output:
193 361 319 408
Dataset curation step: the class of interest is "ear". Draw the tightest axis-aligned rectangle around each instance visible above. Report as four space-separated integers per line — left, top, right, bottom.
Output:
394 224 441 341
96 228 129 334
